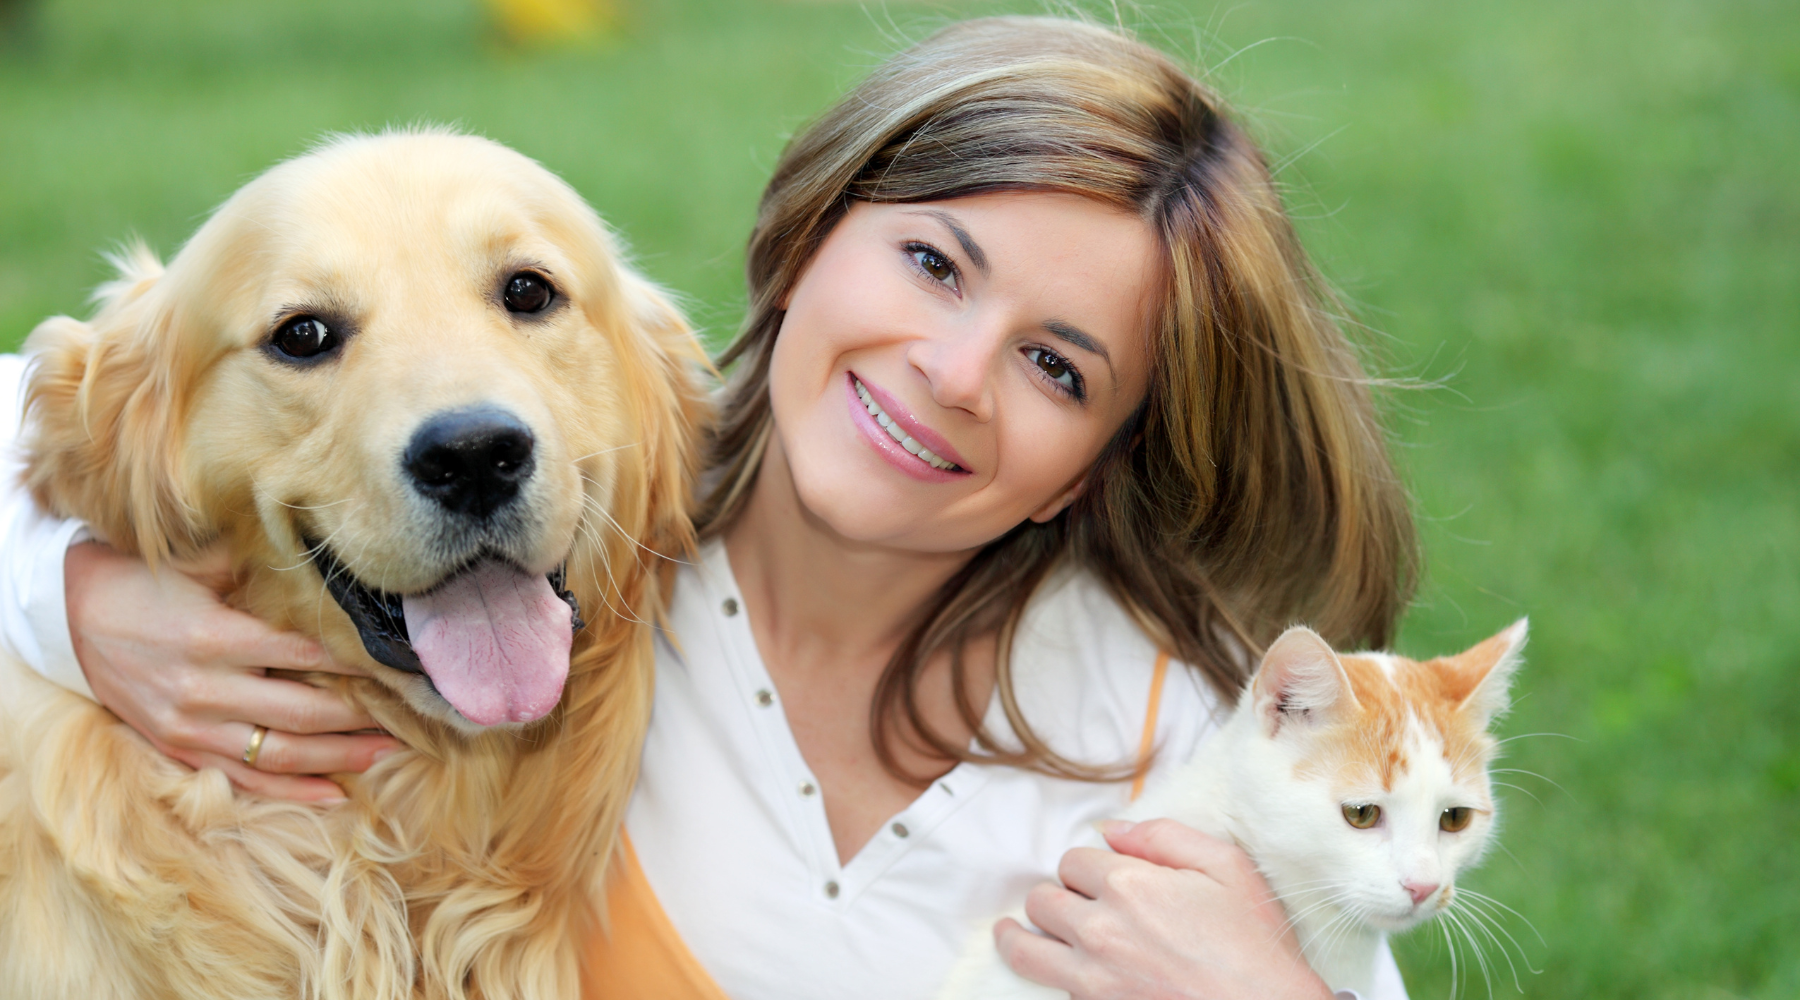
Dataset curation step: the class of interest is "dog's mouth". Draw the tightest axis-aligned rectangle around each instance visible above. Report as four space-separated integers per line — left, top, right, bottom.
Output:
308 541 584 727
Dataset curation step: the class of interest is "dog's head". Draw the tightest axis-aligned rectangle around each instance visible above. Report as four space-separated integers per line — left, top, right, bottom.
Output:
25 130 704 733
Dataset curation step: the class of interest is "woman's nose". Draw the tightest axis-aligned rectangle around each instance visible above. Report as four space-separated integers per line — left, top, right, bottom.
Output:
907 319 1004 422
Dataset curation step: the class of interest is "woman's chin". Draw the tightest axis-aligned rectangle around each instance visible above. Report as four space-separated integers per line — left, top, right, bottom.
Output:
786 464 979 553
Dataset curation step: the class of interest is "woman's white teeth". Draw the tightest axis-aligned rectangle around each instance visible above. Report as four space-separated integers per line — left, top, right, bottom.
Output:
855 378 960 471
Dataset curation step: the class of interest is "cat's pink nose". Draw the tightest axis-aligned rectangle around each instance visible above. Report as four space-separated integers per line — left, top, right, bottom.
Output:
1404 881 1440 905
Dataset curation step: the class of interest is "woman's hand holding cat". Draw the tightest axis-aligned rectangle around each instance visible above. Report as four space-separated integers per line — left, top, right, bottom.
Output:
995 818 1337 1000
65 540 401 803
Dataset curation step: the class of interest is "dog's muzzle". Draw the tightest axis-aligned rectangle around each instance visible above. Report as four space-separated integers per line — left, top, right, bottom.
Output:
307 541 583 676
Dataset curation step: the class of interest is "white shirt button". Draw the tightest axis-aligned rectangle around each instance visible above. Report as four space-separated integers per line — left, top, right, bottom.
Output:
722 597 739 616
755 688 774 707
891 822 909 838
799 781 817 797
825 881 840 899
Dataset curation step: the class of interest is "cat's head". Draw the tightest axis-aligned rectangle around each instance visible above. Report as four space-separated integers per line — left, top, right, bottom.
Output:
1230 620 1527 934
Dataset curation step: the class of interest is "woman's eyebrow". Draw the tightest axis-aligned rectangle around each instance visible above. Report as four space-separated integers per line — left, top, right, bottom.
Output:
1044 319 1115 380
903 209 989 275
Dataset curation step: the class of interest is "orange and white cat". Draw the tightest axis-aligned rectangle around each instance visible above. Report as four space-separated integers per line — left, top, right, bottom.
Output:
940 620 1528 998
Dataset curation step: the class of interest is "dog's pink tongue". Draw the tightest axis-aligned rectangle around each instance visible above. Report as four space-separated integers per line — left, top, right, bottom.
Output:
401 560 572 727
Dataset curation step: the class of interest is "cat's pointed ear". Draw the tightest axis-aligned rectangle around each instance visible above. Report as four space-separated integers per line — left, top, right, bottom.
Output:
1448 618 1528 729
1251 626 1357 737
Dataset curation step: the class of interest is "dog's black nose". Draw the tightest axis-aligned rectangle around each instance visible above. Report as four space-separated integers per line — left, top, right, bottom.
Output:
403 407 536 519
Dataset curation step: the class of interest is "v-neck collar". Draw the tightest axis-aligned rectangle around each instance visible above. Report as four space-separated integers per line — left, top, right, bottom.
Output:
694 540 994 905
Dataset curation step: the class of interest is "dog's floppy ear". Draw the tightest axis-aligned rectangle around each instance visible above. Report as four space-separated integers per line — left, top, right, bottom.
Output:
24 243 201 565
612 267 709 563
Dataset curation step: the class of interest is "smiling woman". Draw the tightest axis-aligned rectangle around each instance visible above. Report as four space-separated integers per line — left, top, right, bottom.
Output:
705 16 1416 793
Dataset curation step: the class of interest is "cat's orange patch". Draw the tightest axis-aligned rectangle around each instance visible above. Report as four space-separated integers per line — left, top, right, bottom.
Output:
1301 649 1501 792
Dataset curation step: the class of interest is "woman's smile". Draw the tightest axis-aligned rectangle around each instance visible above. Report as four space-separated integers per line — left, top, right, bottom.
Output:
847 373 969 478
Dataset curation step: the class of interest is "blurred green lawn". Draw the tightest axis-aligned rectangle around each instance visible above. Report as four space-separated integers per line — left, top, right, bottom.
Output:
2 0 1795 996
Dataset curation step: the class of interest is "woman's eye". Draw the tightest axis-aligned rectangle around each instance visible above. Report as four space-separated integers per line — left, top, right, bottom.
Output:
1439 807 1473 833
271 316 338 359
1342 803 1382 829
1026 347 1081 395
908 247 959 290
503 271 554 313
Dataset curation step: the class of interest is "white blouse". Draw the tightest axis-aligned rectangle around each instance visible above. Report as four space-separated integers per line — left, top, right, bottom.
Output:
630 540 1408 1000
0 353 1407 999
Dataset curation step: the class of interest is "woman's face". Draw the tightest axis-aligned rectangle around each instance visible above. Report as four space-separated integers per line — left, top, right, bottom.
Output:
767 191 1159 553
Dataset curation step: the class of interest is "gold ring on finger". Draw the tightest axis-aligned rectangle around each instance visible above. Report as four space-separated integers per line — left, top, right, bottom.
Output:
242 725 270 768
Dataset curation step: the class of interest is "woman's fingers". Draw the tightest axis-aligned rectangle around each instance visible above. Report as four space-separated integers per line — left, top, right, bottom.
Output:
218 613 376 678
1055 844 1138 902
993 916 1084 991
1021 880 1089 946
204 673 382 734
165 745 353 804
232 725 398 776
1102 818 1252 885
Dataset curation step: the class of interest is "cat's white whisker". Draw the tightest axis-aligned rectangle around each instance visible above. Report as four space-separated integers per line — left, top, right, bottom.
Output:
1454 897 1536 990
1455 901 1524 992
1488 767 1571 799
1490 780 1547 806
1490 732 1577 747
1447 908 1499 1000
1440 915 1463 1000
1457 889 1546 949
1273 886 1357 938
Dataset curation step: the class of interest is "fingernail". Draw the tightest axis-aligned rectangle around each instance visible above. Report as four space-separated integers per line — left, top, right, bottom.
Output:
1097 819 1137 838
318 794 349 806
372 745 398 763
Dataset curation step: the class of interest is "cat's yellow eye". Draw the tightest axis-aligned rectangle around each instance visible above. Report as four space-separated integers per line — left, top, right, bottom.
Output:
1440 807 1473 833
1342 803 1382 829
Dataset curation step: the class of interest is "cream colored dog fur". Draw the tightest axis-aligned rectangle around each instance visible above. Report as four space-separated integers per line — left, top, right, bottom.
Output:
0 131 705 1000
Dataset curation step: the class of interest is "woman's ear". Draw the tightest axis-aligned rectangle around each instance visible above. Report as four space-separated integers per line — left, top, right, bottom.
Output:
22 244 200 566
1028 474 1088 523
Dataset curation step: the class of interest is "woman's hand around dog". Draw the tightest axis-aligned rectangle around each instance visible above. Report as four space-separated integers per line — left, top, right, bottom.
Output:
65 540 401 803
995 819 1337 1000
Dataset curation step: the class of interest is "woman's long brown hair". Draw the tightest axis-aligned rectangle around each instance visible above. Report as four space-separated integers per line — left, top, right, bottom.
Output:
700 16 1418 783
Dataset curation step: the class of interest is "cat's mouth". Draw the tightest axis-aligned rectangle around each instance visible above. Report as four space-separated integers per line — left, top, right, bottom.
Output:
1364 887 1452 932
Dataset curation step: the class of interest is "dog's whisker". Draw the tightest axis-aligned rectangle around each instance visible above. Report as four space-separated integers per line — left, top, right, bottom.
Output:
274 496 357 512
577 473 677 564
568 441 639 464
272 512 362 574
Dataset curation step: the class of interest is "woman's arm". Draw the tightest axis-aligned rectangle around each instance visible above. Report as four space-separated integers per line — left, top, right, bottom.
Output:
996 819 1342 1000
64 540 401 802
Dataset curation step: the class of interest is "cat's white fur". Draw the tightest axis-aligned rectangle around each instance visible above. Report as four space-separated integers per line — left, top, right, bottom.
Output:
938 621 1527 999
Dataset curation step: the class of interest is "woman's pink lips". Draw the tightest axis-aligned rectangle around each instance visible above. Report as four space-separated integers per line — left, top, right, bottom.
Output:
848 373 972 469
844 373 972 482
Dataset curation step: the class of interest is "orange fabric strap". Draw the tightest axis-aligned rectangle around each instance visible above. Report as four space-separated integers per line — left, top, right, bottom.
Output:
1129 651 1171 802
583 834 731 1000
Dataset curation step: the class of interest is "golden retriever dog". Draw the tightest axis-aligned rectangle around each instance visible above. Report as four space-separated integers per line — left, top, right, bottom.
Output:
0 130 705 999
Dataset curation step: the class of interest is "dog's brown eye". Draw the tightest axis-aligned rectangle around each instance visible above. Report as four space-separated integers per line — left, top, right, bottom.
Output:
503 272 553 314
272 316 337 359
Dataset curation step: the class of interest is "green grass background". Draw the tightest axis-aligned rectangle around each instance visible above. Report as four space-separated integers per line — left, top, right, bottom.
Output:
1 0 1794 995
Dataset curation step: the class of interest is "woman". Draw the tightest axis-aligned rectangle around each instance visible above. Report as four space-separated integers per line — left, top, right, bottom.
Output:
1 17 1415 1000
